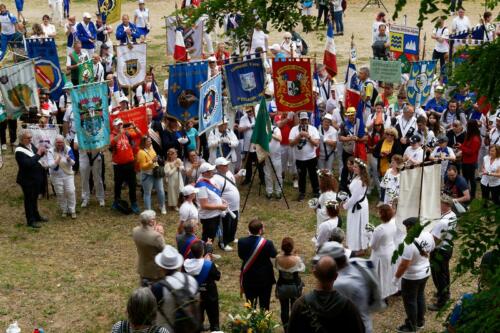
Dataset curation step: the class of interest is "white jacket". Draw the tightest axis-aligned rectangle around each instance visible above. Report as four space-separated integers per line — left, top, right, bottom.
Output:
208 128 239 164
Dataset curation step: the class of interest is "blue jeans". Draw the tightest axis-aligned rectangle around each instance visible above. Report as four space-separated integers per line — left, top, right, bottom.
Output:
333 11 343 33
141 173 165 210
0 34 14 60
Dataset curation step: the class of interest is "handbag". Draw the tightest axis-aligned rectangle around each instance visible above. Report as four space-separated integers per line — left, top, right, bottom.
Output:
152 164 165 178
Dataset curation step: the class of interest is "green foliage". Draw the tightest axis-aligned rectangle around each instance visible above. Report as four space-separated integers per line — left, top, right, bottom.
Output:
391 219 430 264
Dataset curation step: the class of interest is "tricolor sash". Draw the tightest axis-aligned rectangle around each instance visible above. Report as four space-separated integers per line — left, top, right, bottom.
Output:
239 237 267 290
195 179 222 197
180 234 198 259
195 260 213 285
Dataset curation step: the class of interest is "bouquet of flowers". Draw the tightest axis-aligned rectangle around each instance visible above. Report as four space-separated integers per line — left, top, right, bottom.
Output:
224 302 280 333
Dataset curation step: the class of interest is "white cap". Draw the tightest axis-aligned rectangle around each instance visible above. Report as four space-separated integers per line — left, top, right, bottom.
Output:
83 12 92 19
113 118 123 126
138 0 145 3
215 157 230 166
299 112 309 120
269 43 281 51
119 95 129 103
199 162 216 174
207 56 217 62
181 185 199 196
323 113 333 121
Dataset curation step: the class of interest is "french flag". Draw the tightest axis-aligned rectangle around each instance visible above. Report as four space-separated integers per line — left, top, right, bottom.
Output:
150 73 164 121
174 28 187 62
344 62 360 110
323 22 337 77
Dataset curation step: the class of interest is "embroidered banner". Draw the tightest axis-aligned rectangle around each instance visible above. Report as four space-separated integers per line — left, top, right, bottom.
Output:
97 0 121 24
78 59 94 85
0 60 39 118
273 58 314 113
109 105 148 135
116 43 147 87
198 74 223 135
407 60 437 108
70 82 110 150
224 58 266 108
25 38 64 102
369 58 402 83
390 24 420 73
167 60 208 122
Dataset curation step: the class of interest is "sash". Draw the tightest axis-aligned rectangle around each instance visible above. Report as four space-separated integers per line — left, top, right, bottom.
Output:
16 146 44 166
239 237 267 289
180 234 198 259
195 179 222 197
148 127 162 149
321 126 335 161
195 260 213 285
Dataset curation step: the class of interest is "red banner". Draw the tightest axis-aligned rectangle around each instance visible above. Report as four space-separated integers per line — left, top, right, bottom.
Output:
109 105 149 136
273 58 314 113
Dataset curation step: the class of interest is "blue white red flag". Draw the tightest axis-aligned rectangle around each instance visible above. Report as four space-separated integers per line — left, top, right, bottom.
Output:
323 22 337 77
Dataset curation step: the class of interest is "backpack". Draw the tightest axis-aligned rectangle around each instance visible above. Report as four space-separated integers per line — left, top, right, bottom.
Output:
350 259 386 313
153 275 201 333
115 320 164 333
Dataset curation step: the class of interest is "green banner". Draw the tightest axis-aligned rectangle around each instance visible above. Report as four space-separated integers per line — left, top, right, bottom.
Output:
369 58 402 83
78 60 94 85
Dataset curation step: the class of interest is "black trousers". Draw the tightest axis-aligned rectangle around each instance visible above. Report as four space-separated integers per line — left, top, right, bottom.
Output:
201 215 221 242
20 184 41 225
432 50 447 73
481 184 500 205
279 297 297 332
244 151 265 184
113 162 137 203
70 138 79 172
221 210 238 246
340 150 353 192
402 277 428 330
0 119 17 145
316 4 329 26
461 163 477 199
244 284 273 311
200 290 220 331
295 157 320 195
430 248 453 306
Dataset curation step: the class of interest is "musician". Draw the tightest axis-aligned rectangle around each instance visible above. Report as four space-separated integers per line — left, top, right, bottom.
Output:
116 14 140 45
208 119 239 170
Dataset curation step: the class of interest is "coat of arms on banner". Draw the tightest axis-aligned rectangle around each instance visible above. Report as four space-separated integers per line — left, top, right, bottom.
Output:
34 59 62 94
116 43 147 87
78 96 105 137
125 59 139 77
6 83 34 108
407 60 437 108
198 74 223 135
285 72 303 96
240 72 256 92
202 87 219 122
273 59 314 113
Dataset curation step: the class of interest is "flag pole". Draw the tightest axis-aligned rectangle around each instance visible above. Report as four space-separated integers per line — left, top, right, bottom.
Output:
241 163 259 214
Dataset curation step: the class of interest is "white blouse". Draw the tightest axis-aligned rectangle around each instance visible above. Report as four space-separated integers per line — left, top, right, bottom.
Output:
481 155 500 187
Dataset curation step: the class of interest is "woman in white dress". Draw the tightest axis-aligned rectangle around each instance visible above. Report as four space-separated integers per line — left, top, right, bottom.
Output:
164 148 184 210
370 204 398 299
315 169 338 229
343 158 369 251
315 200 339 249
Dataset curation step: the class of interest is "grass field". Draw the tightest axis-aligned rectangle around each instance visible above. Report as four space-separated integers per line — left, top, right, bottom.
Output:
0 0 488 332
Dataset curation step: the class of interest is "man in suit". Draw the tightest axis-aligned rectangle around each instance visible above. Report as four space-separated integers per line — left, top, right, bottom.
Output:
132 210 165 286
15 129 48 228
238 219 277 310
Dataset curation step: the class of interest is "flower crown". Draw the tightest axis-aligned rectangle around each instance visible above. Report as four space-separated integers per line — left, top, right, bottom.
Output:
354 158 367 169
317 169 333 177
324 200 339 210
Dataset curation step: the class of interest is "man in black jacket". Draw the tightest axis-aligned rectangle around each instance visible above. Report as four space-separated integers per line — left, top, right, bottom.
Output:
238 219 277 310
15 129 48 228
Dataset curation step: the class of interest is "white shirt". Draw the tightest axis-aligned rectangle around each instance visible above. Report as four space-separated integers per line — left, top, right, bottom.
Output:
212 171 240 211
489 127 500 146
239 113 255 152
66 49 89 67
401 231 435 280
196 179 223 219
316 217 339 248
134 8 149 28
433 27 449 53
63 104 75 141
93 62 105 82
289 124 320 161
452 16 471 32
481 155 500 187
370 219 397 255
318 125 337 158
0 12 17 35
372 21 388 43
250 29 268 53
404 146 424 165
178 201 198 223
431 210 457 249
42 23 56 37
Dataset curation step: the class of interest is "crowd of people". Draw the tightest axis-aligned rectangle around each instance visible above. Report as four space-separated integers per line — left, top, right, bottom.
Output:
1 1 499 333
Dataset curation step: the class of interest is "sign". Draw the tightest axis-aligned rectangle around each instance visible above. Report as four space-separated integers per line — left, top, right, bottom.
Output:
273 58 313 113
198 74 223 135
390 24 420 73
224 58 266 108
407 60 437 108
0 60 39 118
109 105 148 135
116 43 147 87
167 61 208 122
25 38 64 102
70 82 110 150
369 58 402 83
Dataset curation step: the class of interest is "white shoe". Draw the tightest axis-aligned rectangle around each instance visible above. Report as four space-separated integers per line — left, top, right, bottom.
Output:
99 200 105 207
161 206 167 215
81 200 88 208
212 254 222 260
71 213 77 219
293 180 299 188
61 212 67 218
233 238 238 243
223 245 233 252
1 144 6 150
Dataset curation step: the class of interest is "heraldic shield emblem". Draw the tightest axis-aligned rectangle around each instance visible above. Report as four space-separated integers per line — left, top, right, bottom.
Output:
239 72 256 92
125 59 139 77
79 97 104 137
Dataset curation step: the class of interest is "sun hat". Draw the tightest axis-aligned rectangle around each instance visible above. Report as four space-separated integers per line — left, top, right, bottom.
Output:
323 113 333 121
154 245 183 270
199 162 215 174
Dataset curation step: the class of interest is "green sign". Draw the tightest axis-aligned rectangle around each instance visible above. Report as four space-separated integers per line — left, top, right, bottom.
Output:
370 58 402 83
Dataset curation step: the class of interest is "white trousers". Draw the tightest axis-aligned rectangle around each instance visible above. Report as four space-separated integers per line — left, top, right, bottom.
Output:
280 144 296 176
51 175 76 213
264 155 283 194
80 153 105 202
49 0 63 25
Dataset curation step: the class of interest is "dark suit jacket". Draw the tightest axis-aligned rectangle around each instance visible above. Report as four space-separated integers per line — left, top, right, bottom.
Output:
238 235 277 289
15 144 45 187
372 139 404 174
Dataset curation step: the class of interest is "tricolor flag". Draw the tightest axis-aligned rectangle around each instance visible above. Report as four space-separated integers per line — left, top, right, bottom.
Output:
344 62 361 110
150 72 164 120
323 22 337 77
174 29 188 62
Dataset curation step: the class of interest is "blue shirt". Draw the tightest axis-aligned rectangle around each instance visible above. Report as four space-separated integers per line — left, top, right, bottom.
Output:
115 23 140 44
185 127 198 152
425 97 448 113
76 21 97 49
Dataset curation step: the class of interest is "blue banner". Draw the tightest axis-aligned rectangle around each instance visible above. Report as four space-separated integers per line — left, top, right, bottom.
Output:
25 38 64 102
223 58 265 108
198 74 223 135
167 61 208 123
407 60 437 108
70 82 110 150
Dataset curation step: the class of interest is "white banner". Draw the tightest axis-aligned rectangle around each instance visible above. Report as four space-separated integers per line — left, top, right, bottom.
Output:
116 43 147 87
0 60 40 118
165 16 204 59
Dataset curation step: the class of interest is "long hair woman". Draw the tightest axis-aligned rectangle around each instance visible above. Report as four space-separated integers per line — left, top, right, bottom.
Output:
459 120 481 198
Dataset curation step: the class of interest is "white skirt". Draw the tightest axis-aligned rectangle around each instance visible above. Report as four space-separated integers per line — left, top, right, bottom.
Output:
371 251 398 299
346 197 369 251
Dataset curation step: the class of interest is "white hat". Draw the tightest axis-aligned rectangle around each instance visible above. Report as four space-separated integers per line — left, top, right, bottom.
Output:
199 162 215 174
82 12 92 19
215 157 230 166
119 95 129 103
313 241 345 262
299 112 309 120
138 0 145 3
181 184 199 196
113 118 123 126
207 56 217 62
269 43 281 51
323 113 333 121
154 245 183 270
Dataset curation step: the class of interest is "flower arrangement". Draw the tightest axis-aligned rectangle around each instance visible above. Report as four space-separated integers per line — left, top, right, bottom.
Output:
223 302 280 333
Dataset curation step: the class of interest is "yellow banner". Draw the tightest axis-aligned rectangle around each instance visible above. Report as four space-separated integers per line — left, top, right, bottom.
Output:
98 0 121 24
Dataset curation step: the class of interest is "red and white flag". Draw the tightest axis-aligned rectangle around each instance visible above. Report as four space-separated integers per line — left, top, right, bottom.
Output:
174 29 188 62
323 22 337 77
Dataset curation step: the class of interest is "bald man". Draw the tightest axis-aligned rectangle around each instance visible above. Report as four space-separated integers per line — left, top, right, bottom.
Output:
288 256 365 333
115 14 140 44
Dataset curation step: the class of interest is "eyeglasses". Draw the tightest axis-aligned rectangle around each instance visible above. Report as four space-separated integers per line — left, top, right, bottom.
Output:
284 37 291 40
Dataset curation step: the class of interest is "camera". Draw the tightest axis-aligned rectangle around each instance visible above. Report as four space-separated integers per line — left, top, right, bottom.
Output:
297 125 308 150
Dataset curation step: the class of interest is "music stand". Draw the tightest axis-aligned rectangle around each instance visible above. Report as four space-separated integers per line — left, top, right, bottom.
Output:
361 0 388 12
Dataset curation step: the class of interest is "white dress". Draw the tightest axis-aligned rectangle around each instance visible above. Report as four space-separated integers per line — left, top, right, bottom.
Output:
343 176 369 251
316 190 338 229
380 169 400 205
370 218 398 298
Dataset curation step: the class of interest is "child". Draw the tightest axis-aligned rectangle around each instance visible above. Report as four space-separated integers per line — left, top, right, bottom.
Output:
403 135 424 166
430 135 456 178
164 148 184 210
380 154 403 206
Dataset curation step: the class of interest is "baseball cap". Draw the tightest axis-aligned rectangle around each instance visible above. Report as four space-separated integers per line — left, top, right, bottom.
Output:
323 113 333 121
83 12 92 19
199 162 215 174
269 44 281 51
437 135 449 143
403 217 419 227
409 135 421 144
299 112 309 120
214 157 230 166
181 185 199 196
113 118 123 126
435 85 444 93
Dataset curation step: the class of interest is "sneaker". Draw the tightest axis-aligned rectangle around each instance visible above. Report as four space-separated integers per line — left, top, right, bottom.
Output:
71 213 77 219
265 193 273 199
297 193 305 202
293 180 299 188
160 206 167 215
81 200 88 208
131 202 140 214
223 245 233 252
396 324 416 333
174 207 179 212
1 144 6 150
99 200 105 207
416 322 425 330
61 212 67 218
111 201 119 210
274 192 282 200
233 238 238 243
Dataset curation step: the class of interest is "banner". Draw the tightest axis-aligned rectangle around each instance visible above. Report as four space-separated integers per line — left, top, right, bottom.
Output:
116 43 147 87
70 82 110 150
369 58 402 83
167 61 208 122
0 60 39 118
224 58 266 108
273 58 314 113
198 74 223 135
109 105 148 135
407 60 437 108
25 38 64 102
26 123 59 149
97 0 121 24
390 24 419 73
165 16 204 59
78 59 94 84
